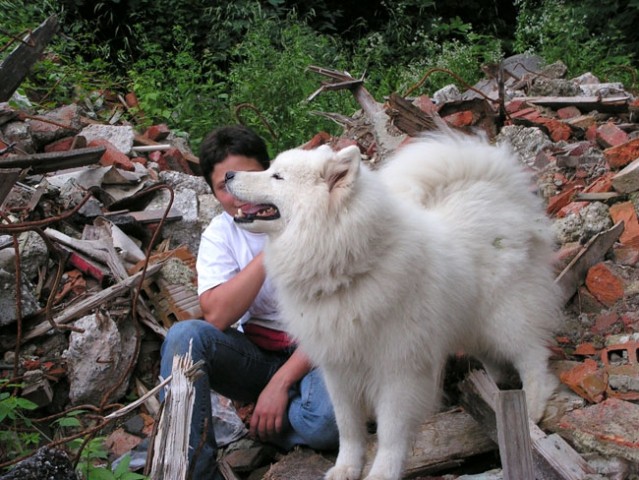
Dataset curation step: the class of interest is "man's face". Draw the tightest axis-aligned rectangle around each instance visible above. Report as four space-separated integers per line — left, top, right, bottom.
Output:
211 154 265 217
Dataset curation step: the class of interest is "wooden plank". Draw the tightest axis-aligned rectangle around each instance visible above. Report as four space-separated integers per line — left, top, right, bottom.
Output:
459 370 594 480
525 95 630 113
0 146 105 173
364 408 496 477
0 16 60 102
554 221 624 304
16 263 162 346
496 390 534 480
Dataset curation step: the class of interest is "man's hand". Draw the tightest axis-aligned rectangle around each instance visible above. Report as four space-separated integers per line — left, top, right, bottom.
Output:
250 376 289 441
249 349 313 441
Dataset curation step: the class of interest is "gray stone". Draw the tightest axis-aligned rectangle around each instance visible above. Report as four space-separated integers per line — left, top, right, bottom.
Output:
79 124 135 154
63 311 137 405
433 84 461 105
0 268 40 327
553 202 613 244
496 125 553 168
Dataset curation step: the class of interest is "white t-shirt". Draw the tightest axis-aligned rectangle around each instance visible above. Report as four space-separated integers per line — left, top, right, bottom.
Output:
196 212 282 328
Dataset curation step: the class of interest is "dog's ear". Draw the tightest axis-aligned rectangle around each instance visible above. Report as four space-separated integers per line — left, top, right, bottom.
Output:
324 145 361 195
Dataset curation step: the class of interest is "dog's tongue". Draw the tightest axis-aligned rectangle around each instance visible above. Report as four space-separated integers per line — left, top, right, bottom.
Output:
240 203 266 215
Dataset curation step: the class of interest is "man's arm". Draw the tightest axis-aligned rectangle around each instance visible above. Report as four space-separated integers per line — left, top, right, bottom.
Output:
199 252 266 330
250 348 313 441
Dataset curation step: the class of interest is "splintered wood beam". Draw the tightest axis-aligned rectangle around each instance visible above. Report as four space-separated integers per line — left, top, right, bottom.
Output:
16 263 162 346
307 65 382 121
459 370 594 480
0 16 60 102
0 146 106 173
387 92 440 136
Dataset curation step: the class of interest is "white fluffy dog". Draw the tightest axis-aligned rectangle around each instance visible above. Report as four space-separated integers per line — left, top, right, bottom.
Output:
225 132 561 480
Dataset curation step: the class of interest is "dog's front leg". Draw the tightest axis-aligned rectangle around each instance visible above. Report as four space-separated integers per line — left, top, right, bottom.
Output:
323 370 368 480
365 375 439 480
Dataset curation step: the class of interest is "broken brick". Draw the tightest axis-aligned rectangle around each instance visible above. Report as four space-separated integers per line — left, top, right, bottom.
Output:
557 106 581 119
443 110 474 128
604 137 639 169
556 201 587 218
547 184 581 216
88 138 135 171
585 263 624 307
592 311 620 335
609 201 639 247
596 121 629 148
584 172 614 193
143 123 170 142
559 358 607 403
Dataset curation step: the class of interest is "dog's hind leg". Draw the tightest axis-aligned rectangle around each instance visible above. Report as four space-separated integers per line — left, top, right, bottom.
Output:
323 370 368 480
512 345 558 423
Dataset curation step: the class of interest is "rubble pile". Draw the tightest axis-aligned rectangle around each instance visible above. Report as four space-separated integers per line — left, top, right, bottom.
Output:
2 18 639 480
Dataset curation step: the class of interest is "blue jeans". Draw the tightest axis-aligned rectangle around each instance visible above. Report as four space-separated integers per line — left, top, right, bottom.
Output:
160 320 338 480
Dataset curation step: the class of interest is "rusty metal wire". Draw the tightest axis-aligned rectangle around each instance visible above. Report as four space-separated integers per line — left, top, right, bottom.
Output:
98 183 175 411
233 102 278 140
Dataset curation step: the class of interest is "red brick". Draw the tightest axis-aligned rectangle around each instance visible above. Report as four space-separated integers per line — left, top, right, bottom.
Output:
574 342 597 356
125 91 139 109
88 138 135 171
557 106 581 119
443 110 474 128
585 124 598 143
301 132 331 150
556 201 587 218
604 137 639 169
585 262 624 307
592 311 620 334
596 121 629 148
157 147 193 174
540 118 572 142
44 135 86 153
143 123 170 142
546 184 581 216
559 358 607 403
413 95 438 115
584 172 614 193
609 201 639 247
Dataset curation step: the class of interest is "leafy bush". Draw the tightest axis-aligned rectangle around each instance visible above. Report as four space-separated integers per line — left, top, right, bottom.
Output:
228 10 357 153
513 0 634 85
127 26 231 150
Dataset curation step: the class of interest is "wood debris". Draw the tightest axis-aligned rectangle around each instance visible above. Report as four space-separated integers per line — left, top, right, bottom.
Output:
3 21 639 479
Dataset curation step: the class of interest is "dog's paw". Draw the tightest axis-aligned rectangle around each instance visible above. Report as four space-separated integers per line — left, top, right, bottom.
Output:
325 464 362 480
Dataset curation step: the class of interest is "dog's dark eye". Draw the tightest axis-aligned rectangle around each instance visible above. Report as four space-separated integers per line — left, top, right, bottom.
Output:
272 173 283 180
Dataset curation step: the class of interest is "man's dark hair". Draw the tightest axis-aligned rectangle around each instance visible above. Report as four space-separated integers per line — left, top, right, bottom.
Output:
199 125 270 192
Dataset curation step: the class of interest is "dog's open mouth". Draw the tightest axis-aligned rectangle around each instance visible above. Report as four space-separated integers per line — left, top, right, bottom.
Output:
234 203 280 223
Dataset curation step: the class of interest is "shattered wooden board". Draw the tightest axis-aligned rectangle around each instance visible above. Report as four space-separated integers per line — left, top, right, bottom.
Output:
263 448 334 480
365 409 496 477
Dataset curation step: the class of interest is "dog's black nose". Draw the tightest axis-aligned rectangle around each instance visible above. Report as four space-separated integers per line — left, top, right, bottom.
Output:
225 171 235 182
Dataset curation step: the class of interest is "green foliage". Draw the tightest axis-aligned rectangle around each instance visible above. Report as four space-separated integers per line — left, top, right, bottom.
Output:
72 437 148 480
228 11 357 152
513 0 634 85
351 21 503 98
127 25 231 150
0 381 39 460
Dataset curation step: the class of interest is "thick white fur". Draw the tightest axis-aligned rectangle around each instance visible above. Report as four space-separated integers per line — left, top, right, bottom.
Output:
226 132 561 480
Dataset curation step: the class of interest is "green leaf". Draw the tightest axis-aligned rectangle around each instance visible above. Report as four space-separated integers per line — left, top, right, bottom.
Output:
54 416 82 428
16 398 38 410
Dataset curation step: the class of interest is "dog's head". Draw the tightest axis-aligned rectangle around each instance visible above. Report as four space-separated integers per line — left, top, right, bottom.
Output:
225 144 362 234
